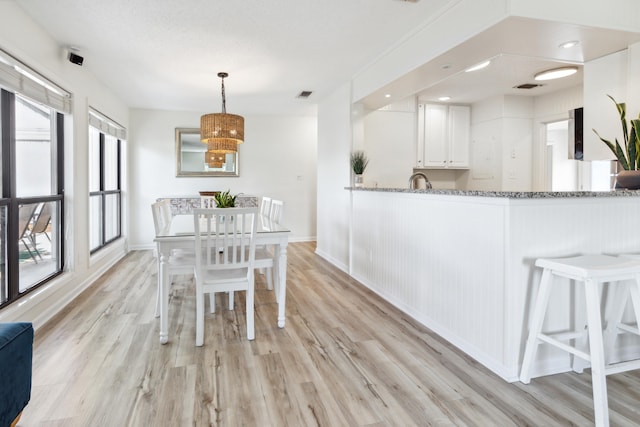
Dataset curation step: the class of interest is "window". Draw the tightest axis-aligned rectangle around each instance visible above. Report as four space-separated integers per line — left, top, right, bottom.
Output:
89 110 124 253
1 92 65 307
0 49 68 307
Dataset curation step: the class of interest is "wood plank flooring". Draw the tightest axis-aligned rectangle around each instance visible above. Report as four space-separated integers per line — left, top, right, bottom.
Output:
20 242 640 426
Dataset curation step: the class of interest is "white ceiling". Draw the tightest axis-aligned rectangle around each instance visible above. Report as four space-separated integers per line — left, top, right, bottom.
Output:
11 1 640 116
12 0 453 115
361 17 640 109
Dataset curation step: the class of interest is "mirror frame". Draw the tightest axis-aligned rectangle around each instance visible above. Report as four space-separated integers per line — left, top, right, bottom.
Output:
175 127 239 177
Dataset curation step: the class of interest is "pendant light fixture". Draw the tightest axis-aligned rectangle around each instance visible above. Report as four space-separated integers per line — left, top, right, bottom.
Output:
205 150 225 169
200 72 244 152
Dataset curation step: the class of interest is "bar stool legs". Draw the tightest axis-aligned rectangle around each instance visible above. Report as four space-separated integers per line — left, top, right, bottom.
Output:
520 268 553 384
584 278 608 427
520 255 640 427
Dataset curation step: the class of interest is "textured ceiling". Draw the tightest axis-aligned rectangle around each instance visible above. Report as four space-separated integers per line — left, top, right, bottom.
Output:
14 0 453 115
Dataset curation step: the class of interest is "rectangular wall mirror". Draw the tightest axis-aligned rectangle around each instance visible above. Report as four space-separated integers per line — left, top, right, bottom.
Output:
175 127 239 177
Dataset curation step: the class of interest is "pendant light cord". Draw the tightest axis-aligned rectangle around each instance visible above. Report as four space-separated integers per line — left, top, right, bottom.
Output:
220 75 226 114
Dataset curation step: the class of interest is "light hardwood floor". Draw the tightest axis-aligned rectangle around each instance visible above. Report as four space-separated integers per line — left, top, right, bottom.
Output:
21 242 640 426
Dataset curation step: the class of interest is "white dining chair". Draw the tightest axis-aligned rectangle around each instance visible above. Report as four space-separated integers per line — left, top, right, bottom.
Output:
151 200 195 317
256 196 272 279
260 196 271 217
193 207 258 345
255 199 284 292
269 199 284 223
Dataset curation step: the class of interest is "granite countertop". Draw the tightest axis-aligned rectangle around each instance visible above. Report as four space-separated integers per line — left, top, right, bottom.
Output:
346 187 640 198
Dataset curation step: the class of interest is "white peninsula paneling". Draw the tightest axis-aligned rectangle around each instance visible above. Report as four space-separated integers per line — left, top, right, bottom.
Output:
350 188 640 381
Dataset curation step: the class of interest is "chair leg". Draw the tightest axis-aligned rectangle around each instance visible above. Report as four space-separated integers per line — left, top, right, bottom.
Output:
155 281 161 318
520 269 553 384
247 281 255 340
584 279 609 427
210 293 215 313
266 267 273 290
573 282 589 374
196 282 205 346
628 276 640 337
228 291 234 310
602 283 630 365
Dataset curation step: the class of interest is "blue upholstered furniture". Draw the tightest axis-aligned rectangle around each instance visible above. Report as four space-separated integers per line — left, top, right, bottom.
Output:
0 322 33 427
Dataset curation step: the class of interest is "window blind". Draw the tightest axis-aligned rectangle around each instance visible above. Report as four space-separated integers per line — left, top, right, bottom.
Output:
89 108 127 140
0 48 72 114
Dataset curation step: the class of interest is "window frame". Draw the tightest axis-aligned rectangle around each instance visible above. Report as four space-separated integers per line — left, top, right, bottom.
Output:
89 128 122 254
0 89 65 308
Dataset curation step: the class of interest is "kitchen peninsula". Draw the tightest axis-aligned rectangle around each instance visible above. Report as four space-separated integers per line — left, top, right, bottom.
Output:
347 187 640 382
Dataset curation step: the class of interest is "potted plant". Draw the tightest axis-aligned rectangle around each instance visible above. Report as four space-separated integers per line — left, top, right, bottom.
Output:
350 150 369 188
213 189 237 207
593 95 640 189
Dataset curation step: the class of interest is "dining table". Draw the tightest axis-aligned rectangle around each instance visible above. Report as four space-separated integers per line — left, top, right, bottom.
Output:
153 212 291 344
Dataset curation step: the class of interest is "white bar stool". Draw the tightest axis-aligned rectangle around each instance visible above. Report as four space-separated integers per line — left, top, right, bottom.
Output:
519 254 640 427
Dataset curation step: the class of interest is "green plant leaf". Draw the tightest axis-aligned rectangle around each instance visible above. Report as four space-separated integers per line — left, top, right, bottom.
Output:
616 139 630 170
213 189 236 207
594 95 638 170
350 151 369 174
608 95 629 148
632 118 640 170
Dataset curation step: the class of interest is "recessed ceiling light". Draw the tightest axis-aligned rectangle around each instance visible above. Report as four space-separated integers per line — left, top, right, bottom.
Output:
465 60 491 72
384 94 391 98
559 40 580 49
534 66 578 81
438 96 451 101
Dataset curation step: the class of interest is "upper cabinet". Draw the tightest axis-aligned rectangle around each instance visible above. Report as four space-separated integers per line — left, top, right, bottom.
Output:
416 103 470 169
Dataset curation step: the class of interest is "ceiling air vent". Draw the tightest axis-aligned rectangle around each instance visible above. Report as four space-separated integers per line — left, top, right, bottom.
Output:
514 83 543 90
297 90 313 98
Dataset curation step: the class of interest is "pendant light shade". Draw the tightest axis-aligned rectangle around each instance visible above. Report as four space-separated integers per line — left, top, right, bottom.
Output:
205 150 226 168
200 72 244 150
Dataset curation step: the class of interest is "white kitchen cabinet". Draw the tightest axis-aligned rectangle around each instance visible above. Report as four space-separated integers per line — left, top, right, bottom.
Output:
416 103 470 169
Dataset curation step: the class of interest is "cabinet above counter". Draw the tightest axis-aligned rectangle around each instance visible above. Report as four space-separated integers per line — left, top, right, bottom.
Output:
417 103 470 169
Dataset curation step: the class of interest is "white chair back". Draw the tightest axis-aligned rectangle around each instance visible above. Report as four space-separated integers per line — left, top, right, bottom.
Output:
201 195 216 209
193 208 258 272
269 199 284 224
151 200 172 235
260 196 272 217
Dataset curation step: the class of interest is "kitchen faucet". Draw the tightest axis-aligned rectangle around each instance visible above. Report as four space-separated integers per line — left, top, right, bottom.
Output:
408 171 432 189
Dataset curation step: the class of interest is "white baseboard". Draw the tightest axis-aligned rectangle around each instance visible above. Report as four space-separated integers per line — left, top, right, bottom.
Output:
315 249 348 274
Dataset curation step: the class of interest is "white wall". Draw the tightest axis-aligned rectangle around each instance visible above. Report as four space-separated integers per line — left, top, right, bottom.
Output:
0 2 130 326
583 49 628 163
362 101 416 188
466 96 505 190
128 109 317 249
532 85 583 190
466 95 534 192
316 83 352 272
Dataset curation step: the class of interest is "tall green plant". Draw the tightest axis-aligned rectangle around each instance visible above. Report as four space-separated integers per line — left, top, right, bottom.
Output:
350 151 369 174
592 95 640 170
